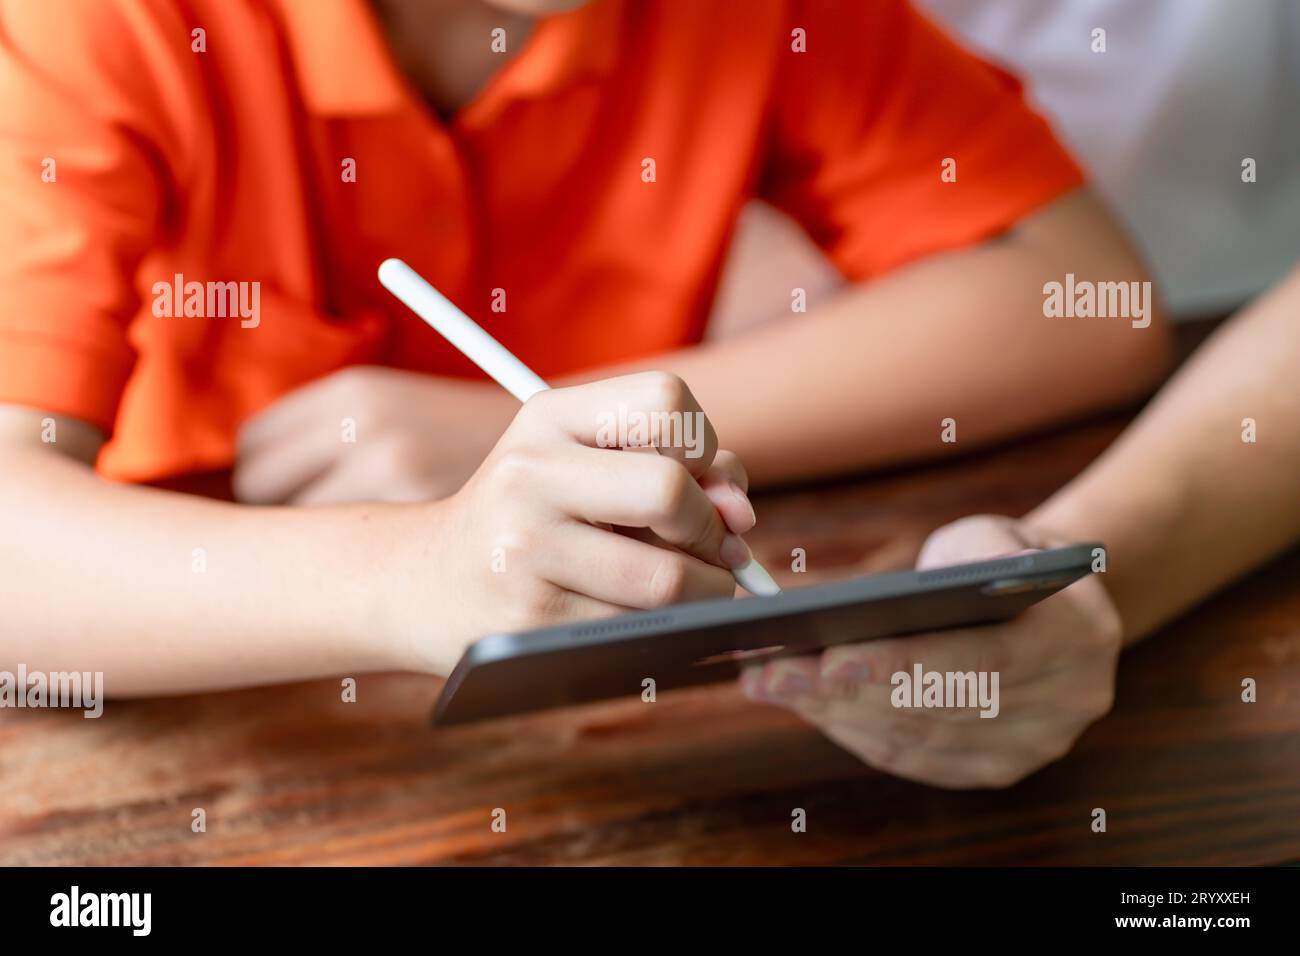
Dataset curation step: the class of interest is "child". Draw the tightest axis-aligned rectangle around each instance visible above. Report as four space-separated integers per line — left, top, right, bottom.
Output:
0 0 1164 693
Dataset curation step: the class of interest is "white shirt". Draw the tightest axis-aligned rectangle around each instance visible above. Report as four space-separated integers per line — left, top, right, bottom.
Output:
917 0 1300 317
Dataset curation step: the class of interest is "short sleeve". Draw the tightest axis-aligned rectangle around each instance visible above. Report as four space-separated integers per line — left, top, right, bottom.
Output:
761 0 1085 281
0 0 193 431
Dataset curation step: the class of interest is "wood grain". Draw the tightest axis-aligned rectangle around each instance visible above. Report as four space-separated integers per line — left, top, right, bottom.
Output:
2 323 1297 866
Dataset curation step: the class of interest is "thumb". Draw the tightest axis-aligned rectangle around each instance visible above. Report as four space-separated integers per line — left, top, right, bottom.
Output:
915 515 1037 571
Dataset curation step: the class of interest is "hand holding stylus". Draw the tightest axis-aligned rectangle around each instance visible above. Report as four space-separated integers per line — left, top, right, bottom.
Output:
378 257 781 597
374 371 757 673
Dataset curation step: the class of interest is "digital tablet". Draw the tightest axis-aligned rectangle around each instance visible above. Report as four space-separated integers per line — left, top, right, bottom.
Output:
432 543 1100 725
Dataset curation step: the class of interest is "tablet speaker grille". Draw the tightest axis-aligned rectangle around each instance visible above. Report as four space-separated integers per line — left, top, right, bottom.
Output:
917 555 1032 585
569 614 673 638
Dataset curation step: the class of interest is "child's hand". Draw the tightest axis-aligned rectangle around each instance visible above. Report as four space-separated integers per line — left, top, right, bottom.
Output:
234 366 518 505
382 372 758 674
740 515 1121 789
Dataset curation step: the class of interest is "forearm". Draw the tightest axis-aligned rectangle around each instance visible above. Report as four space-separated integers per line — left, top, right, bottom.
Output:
584 191 1170 485
0 447 409 695
1029 266 1300 643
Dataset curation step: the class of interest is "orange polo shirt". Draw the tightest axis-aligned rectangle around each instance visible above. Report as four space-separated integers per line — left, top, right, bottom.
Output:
0 0 1082 482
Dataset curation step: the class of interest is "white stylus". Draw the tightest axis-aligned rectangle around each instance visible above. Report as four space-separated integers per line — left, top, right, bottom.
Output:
378 257 782 597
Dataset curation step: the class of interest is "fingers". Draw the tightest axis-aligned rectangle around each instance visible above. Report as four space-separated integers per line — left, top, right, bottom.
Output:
234 371 356 504
816 629 1018 687
704 448 749 493
501 372 759 566
544 523 736 608
735 514 1126 790
540 444 744 570
815 608 1069 690
745 657 979 718
581 448 757 559
819 564 1121 693
813 720 1035 790
236 377 334 460
461 372 758 630
698 450 756 535
743 644 1117 789
233 425 336 504
802 690 1097 789
236 365 393 458
752 673 1041 728
739 655 820 700
746 670 1072 789
523 371 719 478
288 465 370 506
288 454 436 505
798 515 1047 685
915 514 1033 570
543 588 637 626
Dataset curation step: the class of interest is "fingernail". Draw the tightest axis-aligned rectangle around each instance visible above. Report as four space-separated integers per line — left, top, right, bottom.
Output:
730 483 757 532
823 679 858 701
825 660 869 683
719 534 753 570
773 670 813 696
793 697 828 716
739 669 765 701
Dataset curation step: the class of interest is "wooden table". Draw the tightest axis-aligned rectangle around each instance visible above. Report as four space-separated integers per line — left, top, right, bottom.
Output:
3 323 1297 866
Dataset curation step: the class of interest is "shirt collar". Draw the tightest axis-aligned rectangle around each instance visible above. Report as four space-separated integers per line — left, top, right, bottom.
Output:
271 0 625 118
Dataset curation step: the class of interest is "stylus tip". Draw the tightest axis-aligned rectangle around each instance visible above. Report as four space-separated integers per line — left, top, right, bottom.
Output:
733 558 782 596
